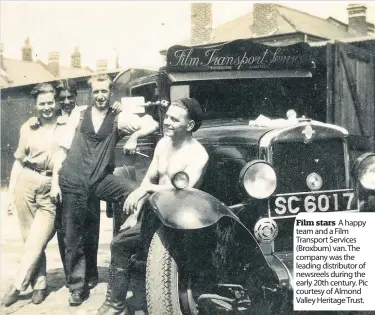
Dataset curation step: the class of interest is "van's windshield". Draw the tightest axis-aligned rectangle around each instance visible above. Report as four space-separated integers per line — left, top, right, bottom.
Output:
170 78 317 123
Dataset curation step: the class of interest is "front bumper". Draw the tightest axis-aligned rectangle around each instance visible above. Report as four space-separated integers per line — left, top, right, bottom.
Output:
265 252 293 290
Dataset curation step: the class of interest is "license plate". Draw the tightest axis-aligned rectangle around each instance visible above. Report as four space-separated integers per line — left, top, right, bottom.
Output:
269 189 358 219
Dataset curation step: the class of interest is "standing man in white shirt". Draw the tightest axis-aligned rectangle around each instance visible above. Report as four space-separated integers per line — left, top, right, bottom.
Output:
50 74 158 306
53 78 123 292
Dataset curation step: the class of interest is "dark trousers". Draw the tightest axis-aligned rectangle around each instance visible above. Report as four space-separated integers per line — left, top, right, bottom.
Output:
110 221 143 271
109 204 158 273
56 196 100 283
61 174 138 292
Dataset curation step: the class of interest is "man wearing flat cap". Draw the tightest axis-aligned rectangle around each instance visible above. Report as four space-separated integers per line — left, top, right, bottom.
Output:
96 97 209 315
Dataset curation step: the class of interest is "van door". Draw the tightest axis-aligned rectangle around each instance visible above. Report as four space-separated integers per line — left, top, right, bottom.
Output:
327 42 375 158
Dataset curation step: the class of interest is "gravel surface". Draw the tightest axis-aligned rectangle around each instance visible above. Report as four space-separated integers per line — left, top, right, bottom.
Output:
0 195 147 315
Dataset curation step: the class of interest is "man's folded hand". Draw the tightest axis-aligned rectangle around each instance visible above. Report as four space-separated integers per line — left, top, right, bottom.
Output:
123 134 138 155
50 183 62 204
119 212 139 231
120 193 149 231
6 194 16 216
110 101 122 114
123 187 148 215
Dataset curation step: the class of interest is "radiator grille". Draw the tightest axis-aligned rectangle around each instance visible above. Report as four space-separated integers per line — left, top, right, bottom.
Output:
272 139 346 194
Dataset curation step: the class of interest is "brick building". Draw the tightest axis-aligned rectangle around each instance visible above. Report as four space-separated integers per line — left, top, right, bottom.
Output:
161 3 374 53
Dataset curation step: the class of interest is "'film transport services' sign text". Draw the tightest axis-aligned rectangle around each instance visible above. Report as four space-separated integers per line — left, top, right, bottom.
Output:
166 40 312 72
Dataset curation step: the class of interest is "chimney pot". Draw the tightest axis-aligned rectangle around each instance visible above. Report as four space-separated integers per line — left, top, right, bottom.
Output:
367 23 375 34
0 43 4 69
252 3 278 37
22 37 33 62
347 4 368 35
71 46 81 68
191 3 212 45
48 51 60 77
96 59 108 73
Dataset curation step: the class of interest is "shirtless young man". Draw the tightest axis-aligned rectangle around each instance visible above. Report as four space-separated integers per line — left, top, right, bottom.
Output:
97 98 209 315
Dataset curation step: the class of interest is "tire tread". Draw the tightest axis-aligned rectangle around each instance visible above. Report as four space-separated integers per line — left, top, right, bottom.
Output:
146 227 182 315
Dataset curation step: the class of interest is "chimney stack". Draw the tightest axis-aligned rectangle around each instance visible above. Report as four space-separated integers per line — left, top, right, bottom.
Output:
115 55 120 70
252 3 278 37
191 3 212 45
48 52 60 77
347 4 368 35
71 46 81 68
96 59 108 73
22 37 33 62
367 23 375 35
0 43 4 69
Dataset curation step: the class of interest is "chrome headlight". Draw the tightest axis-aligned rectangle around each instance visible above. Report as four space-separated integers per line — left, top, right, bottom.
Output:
239 161 277 199
353 153 375 190
172 171 189 190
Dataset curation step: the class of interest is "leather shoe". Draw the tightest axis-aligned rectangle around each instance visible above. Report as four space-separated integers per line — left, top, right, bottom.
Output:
31 289 47 304
69 289 89 306
96 303 135 315
1 284 20 307
87 277 98 289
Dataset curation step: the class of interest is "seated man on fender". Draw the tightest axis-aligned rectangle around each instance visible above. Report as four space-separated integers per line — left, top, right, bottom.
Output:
97 98 209 315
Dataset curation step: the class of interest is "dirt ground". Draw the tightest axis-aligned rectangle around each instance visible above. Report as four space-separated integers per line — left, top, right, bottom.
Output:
0 195 147 315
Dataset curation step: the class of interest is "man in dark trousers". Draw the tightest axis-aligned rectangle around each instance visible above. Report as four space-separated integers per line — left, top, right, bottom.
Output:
51 74 159 306
96 98 209 315
53 79 121 291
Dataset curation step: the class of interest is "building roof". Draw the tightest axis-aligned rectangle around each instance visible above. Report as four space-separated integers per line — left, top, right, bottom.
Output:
0 68 10 87
58 66 93 79
0 58 56 88
276 5 357 40
0 58 93 88
179 4 373 46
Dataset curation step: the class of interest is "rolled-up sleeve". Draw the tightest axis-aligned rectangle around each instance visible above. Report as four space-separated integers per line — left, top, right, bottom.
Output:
14 123 29 161
117 113 142 133
138 114 157 129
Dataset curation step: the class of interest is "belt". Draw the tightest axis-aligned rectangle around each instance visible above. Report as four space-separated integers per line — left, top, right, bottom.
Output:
24 162 53 177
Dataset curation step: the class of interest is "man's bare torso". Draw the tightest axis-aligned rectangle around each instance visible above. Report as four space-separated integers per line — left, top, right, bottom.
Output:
156 137 205 186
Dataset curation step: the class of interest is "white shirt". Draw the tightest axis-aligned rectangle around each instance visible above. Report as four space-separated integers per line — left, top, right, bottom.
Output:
15 116 69 170
91 107 108 133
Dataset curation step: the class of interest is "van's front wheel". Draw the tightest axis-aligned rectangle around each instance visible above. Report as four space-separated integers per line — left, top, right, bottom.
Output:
146 226 198 315
145 225 289 315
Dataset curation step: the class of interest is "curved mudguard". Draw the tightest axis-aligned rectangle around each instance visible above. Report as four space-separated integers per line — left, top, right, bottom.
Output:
148 188 239 229
149 188 280 290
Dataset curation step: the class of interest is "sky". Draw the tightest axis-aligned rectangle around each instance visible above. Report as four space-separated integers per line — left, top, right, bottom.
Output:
1 1 375 71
